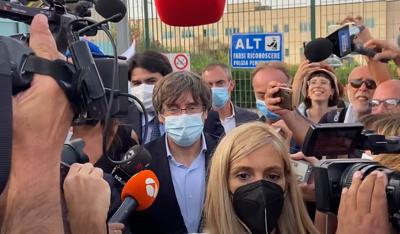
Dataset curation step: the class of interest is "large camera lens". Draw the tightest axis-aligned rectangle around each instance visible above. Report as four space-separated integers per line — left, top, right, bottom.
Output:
339 163 400 230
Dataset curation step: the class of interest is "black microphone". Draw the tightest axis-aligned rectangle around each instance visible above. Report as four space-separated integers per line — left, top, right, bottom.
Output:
95 0 126 23
304 38 333 62
61 138 89 165
111 145 152 186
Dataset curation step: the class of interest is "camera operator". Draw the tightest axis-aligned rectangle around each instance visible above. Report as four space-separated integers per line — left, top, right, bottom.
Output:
1 14 73 233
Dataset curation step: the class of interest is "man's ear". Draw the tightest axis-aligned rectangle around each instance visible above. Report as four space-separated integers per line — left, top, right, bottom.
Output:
202 110 208 121
158 114 165 124
229 79 236 92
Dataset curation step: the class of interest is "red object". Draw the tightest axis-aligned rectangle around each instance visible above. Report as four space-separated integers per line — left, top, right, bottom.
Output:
155 0 226 26
121 170 159 211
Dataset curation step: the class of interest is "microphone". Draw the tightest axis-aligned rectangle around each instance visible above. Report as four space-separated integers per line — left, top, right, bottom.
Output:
304 38 333 62
155 0 226 26
61 138 89 165
95 0 127 23
111 145 152 186
352 44 390 63
108 170 159 223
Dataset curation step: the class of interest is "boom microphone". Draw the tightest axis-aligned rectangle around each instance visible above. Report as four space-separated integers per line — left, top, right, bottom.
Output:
155 0 226 26
111 145 152 186
304 37 333 62
108 170 159 223
95 0 126 23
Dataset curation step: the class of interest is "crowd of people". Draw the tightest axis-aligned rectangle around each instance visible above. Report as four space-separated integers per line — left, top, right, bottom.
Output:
1 13 400 234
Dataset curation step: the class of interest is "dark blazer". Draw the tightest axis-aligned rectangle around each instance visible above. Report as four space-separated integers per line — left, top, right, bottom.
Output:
128 134 217 234
204 105 258 140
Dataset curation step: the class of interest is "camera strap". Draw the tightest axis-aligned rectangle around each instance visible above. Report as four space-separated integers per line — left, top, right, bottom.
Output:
0 74 12 195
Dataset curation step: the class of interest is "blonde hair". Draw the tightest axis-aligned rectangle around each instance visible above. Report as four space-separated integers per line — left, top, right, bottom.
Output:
204 122 317 234
361 114 400 171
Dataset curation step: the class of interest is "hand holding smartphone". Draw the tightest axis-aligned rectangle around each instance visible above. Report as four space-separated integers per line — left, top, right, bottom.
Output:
290 159 313 183
273 87 293 110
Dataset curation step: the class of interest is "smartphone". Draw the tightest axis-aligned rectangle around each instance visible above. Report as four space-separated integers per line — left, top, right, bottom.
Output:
273 87 293 110
291 159 313 183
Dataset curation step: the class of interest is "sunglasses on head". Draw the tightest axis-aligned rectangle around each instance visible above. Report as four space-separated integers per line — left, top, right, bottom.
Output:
349 79 377 90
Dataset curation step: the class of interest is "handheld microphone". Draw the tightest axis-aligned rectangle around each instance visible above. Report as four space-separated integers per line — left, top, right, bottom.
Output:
108 170 159 223
304 38 333 62
61 138 89 165
352 44 390 63
95 0 126 23
155 0 226 26
111 145 152 186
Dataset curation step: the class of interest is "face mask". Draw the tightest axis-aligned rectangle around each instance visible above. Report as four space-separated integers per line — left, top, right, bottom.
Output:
256 99 280 122
232 180 284 234
131 84 155 113
164 113 204 147
211 87 230 109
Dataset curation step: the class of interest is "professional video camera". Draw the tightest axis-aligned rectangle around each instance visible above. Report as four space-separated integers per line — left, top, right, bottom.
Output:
303 123 400 229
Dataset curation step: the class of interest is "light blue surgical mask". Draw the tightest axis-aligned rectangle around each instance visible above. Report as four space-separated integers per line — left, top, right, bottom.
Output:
164 113 204 147
256 99 280 122
211 87 230 108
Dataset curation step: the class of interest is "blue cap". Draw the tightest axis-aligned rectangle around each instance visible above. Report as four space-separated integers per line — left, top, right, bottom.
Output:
65 39 106 58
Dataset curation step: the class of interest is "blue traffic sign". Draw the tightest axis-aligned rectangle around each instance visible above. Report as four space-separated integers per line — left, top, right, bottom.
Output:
230 33 284 69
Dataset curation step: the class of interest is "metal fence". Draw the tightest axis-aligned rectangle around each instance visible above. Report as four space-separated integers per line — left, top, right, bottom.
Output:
115 0 400 108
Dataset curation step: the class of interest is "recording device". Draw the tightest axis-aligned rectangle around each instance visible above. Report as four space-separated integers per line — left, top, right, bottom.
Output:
108 170 159 223
314 159 400 230
302 123 400 158
61 138 89 165
291 160 312 183
304 24 389 63
155 0 225 26
273 87 293 110
112 145 152 186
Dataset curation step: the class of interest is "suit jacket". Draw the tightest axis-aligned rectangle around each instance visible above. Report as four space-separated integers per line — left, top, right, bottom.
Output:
204 105 258 140
128 134 217 234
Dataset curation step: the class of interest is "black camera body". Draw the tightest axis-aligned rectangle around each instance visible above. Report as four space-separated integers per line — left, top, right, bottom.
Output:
315 159 400 229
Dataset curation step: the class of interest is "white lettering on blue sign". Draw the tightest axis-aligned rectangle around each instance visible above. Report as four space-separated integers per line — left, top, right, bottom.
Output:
230 33 283 69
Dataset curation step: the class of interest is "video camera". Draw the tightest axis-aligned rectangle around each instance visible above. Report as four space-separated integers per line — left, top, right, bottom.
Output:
0 0 128 122
303 123 400 229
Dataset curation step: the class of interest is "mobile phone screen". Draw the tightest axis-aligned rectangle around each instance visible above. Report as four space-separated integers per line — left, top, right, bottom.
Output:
291 160 311 183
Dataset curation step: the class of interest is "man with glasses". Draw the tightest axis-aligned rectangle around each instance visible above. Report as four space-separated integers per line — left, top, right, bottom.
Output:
202 63 258 139
319 65 376 123
370 79 400 114
129 71 217 233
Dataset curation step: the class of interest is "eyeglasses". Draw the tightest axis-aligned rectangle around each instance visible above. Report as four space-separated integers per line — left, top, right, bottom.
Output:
163 105 204 115
307 78 331 87
370 98 400 109
349 79 377 90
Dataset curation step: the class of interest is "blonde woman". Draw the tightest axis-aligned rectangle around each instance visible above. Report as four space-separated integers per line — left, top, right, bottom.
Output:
204 122 318 234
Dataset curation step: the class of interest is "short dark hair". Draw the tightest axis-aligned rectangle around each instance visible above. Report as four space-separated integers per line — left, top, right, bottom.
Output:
128 50 173 81
153 71 212 114
303 71 339 108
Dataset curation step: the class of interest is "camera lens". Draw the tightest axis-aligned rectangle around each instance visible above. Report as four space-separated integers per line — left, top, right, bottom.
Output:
338 162 400 230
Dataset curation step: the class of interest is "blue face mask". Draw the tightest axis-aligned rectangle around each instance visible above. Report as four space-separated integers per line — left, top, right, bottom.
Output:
256 99 280 122
164 113 204 147
211 87 230 108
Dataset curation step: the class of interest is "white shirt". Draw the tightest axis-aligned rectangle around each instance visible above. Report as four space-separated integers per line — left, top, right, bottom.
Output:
220 102 236 134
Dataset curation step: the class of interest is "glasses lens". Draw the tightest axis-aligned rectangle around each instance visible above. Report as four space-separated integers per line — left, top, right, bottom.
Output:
365 80 377 89
370 100 380 107
385 99 399 107
350 79 363 88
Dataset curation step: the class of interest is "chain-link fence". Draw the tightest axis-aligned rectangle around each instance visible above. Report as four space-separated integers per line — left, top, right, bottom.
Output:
109 0 400 108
